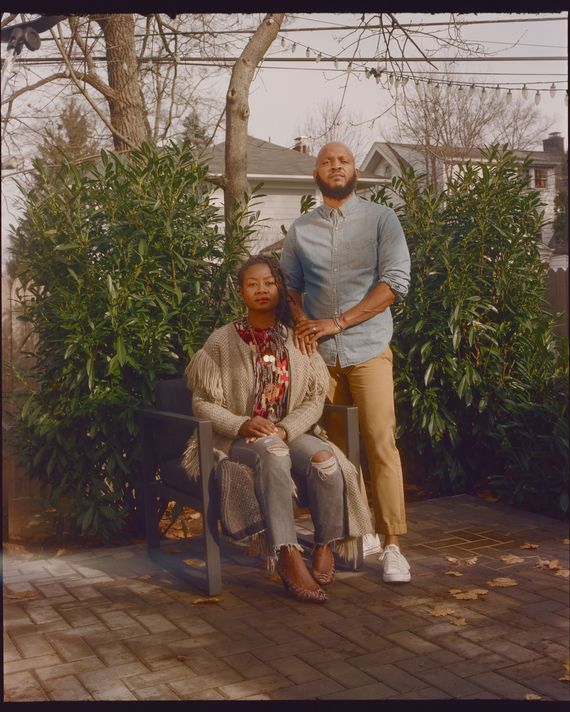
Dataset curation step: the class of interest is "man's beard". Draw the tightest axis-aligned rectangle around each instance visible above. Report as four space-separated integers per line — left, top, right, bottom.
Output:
315 171 358 200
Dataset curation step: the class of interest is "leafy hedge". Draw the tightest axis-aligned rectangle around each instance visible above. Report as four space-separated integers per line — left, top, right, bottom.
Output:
370 146 569 517
10 141 255 540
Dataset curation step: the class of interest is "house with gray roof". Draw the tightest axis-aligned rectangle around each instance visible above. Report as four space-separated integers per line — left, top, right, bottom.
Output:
360 133 567 266
203 135 385 253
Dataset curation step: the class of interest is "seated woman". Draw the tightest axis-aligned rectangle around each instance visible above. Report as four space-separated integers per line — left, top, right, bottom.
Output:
183 255 372 604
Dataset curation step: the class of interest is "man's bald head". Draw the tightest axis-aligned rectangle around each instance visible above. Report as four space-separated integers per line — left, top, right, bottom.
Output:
313 142 359 204
315 142 355 166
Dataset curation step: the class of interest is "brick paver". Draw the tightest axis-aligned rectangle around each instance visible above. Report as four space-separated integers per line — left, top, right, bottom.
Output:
3 495 569 701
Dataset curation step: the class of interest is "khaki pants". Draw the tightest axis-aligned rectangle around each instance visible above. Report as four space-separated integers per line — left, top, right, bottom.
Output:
322 346 407 536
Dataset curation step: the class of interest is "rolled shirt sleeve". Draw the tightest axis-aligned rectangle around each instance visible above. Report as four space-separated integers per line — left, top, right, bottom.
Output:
377 208 410 302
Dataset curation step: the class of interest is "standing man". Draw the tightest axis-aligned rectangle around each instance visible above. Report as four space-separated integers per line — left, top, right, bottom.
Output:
280 142 411 583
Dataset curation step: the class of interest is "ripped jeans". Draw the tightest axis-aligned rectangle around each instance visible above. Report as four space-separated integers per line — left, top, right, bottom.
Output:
229 433 345 552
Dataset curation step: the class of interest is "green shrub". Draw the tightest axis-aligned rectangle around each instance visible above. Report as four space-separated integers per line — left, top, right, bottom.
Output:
10 141 255 540
369 145 569 517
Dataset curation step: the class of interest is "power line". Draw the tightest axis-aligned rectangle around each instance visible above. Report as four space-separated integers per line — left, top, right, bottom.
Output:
10 54 567 65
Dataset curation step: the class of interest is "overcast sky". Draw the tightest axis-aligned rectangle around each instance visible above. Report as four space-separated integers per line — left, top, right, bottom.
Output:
1 11 567 270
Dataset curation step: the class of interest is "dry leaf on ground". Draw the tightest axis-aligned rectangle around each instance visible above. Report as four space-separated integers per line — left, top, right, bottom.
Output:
427 607 456 617
559 661 570 682
520 542 540 550
183 559 206 568
465 556 478 566
445 556 459 564
137 574 152 581
266 573 281 582
192 597 224 605
487 577 518 587
4 590 39 600
449 588 489 600
449 616 467 626
524 693 542 700
535 558 551 569
554 568 570 578
501 554 525 564
445 570 463 577
562 538 570 545
548 559 560 570
55 548 68 557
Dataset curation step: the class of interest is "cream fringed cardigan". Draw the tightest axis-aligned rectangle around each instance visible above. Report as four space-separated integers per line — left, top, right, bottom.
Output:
182 321 373 563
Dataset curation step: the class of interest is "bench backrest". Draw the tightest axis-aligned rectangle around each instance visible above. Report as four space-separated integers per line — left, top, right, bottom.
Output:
153 377 194 465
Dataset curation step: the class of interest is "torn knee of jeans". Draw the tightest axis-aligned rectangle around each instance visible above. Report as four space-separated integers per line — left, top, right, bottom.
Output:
310 454 338 479
265 441 289 457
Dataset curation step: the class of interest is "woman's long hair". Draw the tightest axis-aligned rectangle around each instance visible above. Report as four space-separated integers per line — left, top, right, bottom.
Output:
237 254 293 327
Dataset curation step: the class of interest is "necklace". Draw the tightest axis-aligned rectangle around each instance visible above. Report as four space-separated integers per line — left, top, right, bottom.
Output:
246 321 286 423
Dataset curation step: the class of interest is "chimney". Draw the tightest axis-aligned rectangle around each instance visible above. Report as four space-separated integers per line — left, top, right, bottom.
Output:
542 132 565 154
293 136 309 154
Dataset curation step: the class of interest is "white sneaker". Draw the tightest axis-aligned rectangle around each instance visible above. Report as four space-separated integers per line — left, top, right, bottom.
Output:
379 544 411 583
362 533 383 557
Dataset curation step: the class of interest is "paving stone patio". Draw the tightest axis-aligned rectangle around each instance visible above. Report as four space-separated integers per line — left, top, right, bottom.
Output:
3 494 569 701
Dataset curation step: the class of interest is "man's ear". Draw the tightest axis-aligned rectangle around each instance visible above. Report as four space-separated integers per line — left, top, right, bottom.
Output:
355 167 360 178
312 169 317 181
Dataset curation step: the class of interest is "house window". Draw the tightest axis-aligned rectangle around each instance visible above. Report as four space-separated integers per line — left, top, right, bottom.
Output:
534 168 548 189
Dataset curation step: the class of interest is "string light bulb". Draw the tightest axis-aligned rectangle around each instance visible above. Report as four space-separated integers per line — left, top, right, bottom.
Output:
469 83 476 95
364 67 370 78
433 82 440 94
402 76 409 87
347 62 353 75
388 73 393 86
480 86 486 98
549 83 556 98
280 37 285 49
495 84 500 96
506 89 513 103
333 58 338 69
291 43 296 53
375 68 382 84
522 84 528 99
316 52 322 63
395 76 401 88
458 85 463 94
534 90 541 105
305 47 310 58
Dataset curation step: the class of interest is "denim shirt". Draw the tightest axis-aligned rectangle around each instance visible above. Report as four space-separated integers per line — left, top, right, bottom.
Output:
280 194 411 367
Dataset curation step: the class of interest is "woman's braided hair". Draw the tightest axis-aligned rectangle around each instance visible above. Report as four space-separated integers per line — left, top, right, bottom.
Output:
237 253 293 327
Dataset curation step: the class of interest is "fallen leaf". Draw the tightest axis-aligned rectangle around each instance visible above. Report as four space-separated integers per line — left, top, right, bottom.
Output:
192 596 224 605
487 577 518 587
524 693 542 700
520 542 539 550
535 558 551 569
465 556 478 566
449 588 489 600
266 574 281 582
183 559 206 568
449 616 467 626
548 559 560 570
55 548 68 557
477 490 499 503
445 570 463 577
445 556 459 564
561 661 570 674
4 590 39 600
501 554 524 564
428 607 456 617
554 568 570 578
562 538 570 545
137 574 152 581
189 512 201 520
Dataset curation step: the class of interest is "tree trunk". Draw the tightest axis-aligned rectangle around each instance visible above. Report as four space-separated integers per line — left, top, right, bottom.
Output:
96 14 150 151
224 13 284 230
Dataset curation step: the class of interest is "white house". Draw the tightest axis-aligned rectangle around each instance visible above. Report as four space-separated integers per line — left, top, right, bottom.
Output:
204 135 385 253
360 133 567 266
